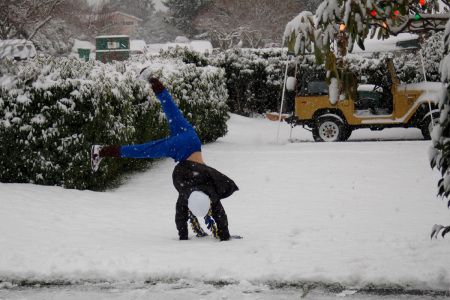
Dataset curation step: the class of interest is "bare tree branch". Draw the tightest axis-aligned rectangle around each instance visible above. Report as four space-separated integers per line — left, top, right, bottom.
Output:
28 16 52 40
0 0 64 40
195 0 305 49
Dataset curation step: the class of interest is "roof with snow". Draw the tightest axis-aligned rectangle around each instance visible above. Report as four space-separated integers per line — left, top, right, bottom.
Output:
72 39 95 51
351 33 421 56
111 11 143 22
0 39 36 59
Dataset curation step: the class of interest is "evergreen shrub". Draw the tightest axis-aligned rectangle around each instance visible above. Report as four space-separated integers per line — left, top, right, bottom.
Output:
0 55 229 190
161 47 295 116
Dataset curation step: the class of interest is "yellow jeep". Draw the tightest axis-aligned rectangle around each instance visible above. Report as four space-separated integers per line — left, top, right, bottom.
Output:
285 59 443 141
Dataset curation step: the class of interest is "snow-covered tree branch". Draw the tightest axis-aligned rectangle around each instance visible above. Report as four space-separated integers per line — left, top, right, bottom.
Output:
284 0 449 68
0 0 64 40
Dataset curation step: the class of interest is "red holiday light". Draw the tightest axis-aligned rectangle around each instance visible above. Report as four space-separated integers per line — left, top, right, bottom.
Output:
370 10 376 16
420 0 425 5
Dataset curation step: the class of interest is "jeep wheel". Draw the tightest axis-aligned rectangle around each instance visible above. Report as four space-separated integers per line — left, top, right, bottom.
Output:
420 115 439 140
341 125 352 141
312 116 344 142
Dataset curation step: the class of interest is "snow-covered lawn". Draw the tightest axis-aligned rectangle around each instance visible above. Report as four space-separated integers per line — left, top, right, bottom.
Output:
1 114 449 297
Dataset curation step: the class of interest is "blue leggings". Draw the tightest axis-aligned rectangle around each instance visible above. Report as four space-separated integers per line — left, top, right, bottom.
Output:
120 90 202 162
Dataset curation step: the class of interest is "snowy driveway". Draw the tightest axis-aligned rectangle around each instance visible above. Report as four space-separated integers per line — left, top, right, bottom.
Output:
1 114 449 299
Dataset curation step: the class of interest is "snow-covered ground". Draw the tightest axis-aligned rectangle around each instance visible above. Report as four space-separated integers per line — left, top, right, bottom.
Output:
1 114 450 299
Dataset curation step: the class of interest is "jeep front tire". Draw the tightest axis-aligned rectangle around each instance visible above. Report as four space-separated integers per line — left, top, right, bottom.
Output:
312 116 344 142
420 114 439 140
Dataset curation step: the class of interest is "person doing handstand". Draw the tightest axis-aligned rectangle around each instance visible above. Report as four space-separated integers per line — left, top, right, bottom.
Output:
91 68 238 241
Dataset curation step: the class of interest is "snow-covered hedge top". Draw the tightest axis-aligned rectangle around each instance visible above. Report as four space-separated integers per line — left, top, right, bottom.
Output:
1 55 197 94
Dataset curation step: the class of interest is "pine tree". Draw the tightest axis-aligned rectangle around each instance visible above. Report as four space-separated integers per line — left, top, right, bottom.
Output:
130 13 184 43
162 0 208 37
109 0 156 20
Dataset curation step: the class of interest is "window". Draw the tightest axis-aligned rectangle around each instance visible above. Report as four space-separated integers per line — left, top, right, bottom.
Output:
299 72 329 96
107 42 120 49
123 21 134 26
307 81 329 95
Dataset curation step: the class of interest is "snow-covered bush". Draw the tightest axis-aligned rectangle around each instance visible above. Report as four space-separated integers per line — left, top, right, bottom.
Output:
209 48 290 116
161 47 316 116
422 32 444 82
390 32 444 84
0 55 229 190
160 43 441 117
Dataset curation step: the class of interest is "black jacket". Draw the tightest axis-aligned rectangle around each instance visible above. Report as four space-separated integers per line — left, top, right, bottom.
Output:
172 160 239 240
172 160 239 206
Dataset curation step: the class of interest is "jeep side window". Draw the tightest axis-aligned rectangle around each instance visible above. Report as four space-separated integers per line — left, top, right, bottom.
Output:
299 72 328 96
307 81 328 95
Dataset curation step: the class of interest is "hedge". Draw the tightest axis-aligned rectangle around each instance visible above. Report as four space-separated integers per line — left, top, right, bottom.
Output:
0 55 229 190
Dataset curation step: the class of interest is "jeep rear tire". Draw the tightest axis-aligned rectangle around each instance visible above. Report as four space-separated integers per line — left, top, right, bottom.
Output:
312 116 344 142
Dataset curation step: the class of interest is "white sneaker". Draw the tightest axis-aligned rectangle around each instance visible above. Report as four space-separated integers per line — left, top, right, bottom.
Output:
91 145 103 172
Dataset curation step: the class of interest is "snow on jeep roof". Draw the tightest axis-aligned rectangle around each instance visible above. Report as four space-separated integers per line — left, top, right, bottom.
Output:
350 33 420 56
